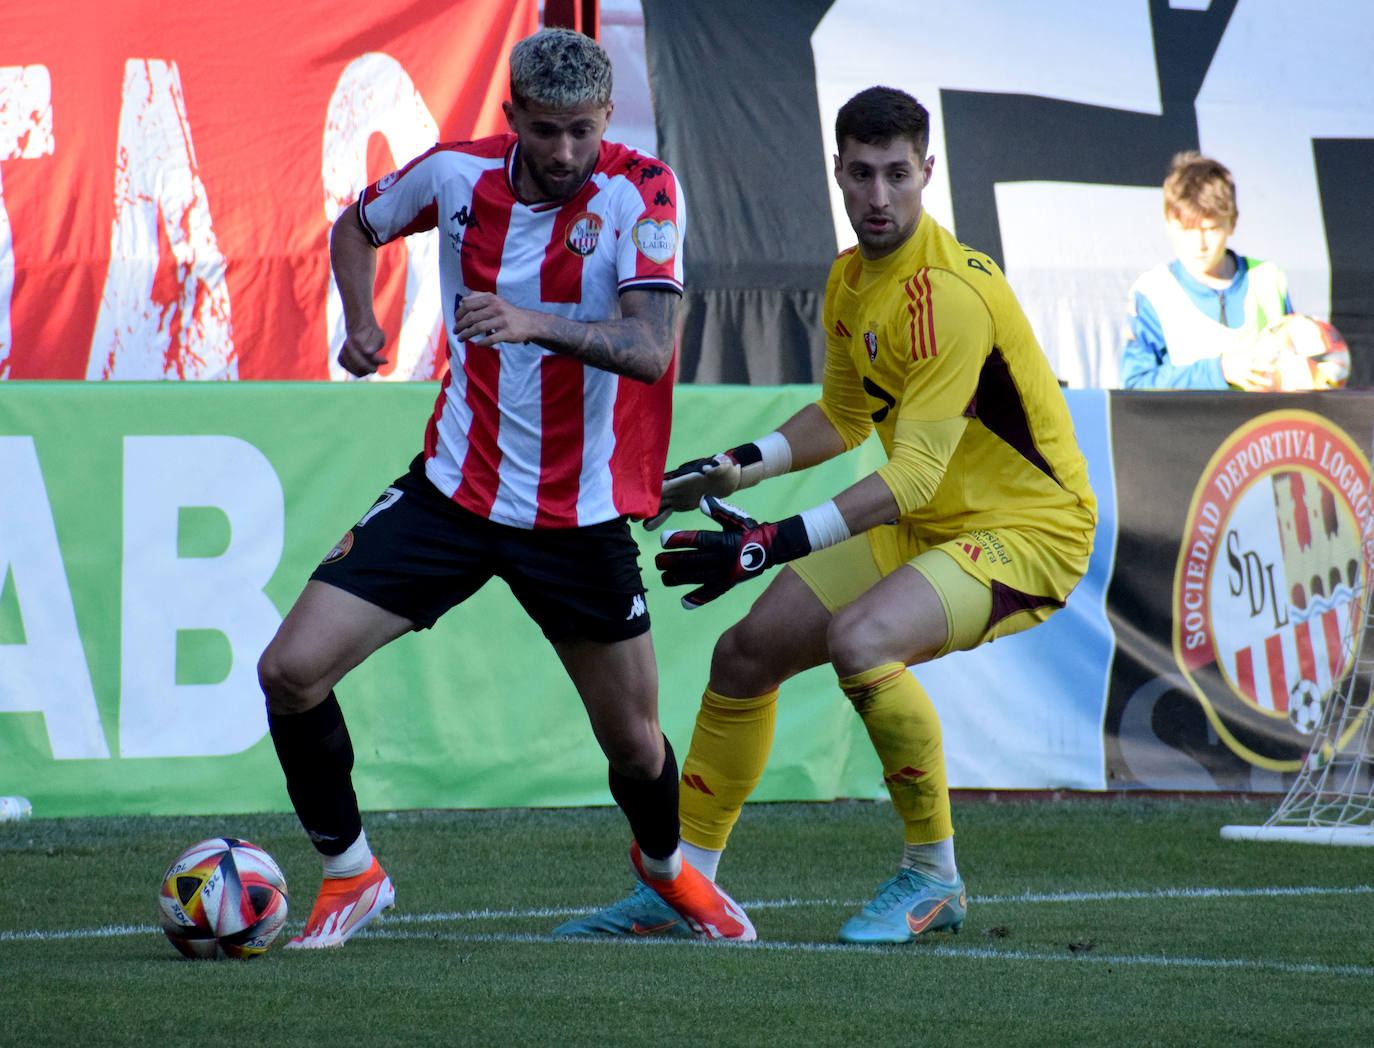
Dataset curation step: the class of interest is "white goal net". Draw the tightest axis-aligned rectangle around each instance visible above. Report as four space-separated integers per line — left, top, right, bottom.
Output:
1221 431 1374 846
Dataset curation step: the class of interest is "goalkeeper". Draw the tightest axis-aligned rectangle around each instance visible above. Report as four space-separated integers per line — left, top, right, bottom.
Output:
556 85 1097 943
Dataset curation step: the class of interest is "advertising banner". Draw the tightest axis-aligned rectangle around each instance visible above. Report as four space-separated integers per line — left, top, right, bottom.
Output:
4 383 1368 816
0 0 536 381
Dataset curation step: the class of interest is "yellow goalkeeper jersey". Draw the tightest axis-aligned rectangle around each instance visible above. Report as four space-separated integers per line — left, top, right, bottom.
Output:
818 210 1097 602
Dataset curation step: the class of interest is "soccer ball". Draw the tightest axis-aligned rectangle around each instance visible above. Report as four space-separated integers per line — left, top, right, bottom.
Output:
1287 679 1325 735
1259 314 1351 391
157 838 289 959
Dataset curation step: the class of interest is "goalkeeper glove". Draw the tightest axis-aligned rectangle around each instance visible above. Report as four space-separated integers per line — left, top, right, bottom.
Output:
656 496 812 609
643 444 764 530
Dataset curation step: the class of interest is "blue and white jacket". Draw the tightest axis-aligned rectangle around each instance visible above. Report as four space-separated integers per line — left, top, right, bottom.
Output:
1119 252 1291 389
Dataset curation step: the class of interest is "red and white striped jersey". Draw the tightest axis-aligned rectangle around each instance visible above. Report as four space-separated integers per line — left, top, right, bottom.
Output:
357 133 685 529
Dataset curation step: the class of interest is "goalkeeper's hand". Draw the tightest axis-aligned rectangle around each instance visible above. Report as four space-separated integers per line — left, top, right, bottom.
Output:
643 444 766 530
655 496 811 609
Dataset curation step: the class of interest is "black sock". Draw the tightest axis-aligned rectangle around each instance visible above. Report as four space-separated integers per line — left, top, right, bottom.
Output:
267 691 362 857
608 735 680 861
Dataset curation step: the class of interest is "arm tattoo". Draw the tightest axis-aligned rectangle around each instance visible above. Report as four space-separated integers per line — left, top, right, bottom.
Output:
533 290 678 384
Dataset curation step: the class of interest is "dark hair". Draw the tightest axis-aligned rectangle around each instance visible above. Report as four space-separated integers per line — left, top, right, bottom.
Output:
835 86 929 156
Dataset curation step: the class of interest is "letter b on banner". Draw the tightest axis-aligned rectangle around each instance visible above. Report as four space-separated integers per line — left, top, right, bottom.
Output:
118 436 282 757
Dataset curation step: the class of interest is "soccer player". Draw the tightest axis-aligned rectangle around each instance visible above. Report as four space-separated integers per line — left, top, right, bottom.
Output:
1120 151 1293 390
556 85 1097 943
257 27 754 948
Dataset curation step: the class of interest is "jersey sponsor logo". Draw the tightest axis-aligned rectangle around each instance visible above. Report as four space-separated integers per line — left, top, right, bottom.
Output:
320 530 353 564
1172 409 1370 770
863 330 878 362
564 211 603 257
632 218 677 264
957 541 982 563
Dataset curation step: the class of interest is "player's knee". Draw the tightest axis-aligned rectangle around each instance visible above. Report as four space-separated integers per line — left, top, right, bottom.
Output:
827 603 897 677
256 641 323 714
602 730 664 781
708 619 781 696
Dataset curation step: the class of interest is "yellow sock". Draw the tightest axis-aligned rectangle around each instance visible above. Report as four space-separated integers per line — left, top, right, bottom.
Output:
838 662 952 844
678 687 778 851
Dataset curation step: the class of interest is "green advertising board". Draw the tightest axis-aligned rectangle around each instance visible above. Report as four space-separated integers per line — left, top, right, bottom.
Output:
0 382 887 816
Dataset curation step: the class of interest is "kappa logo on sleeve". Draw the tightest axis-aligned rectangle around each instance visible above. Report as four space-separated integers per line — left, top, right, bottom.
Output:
632 218 677 264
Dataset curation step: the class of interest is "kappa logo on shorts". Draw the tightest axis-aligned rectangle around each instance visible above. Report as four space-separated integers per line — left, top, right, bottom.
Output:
626 594 647 620
321 531 353 564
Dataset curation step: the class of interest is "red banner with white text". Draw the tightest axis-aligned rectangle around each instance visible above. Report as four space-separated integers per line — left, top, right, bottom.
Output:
0 0 536 381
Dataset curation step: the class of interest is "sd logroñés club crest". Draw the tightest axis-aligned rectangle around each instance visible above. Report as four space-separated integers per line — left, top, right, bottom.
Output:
1173 409 1371 770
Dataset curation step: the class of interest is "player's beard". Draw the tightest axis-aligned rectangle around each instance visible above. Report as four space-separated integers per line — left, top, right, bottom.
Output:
524 154 593 203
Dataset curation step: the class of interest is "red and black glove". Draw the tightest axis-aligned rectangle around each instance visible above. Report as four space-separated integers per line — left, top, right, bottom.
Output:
655 496 811 608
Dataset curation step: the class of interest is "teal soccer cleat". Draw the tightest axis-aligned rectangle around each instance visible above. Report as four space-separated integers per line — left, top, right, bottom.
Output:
552 881 695 939
838 868 966 944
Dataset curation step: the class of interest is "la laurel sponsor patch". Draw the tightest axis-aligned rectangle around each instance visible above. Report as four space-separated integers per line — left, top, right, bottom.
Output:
632 218 677 264
1172 409 1370 769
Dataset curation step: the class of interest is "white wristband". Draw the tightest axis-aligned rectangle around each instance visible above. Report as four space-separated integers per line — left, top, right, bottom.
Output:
755 430 792 479
799 499 851 552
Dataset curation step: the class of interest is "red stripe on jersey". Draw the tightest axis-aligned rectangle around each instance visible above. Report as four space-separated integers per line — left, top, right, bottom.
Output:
461 169 514 293
534 354 585 527
905 271 936 359
610 360 674 520
539 190 596 305
423 370 452 460
454 345 503 516
835 320 851 338
1264 633 1287 710
1322 608 1344 676
1235 646 1256 703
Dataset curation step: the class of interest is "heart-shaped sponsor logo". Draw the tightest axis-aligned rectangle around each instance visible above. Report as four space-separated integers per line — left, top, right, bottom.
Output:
633 218 678 264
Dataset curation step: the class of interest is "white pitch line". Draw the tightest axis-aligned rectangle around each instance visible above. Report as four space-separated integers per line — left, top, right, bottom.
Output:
363 928 1374 979
4 883 1372 951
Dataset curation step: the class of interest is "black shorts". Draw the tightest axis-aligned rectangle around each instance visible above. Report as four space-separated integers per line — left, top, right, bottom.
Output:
311 456 651 644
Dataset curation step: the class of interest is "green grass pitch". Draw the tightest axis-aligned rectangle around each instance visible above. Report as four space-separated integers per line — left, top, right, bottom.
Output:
3 796 1371 1047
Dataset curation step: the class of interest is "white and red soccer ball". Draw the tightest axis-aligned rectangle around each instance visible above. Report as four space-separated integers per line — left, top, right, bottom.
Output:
157 837 289 959
1258 314 1351 391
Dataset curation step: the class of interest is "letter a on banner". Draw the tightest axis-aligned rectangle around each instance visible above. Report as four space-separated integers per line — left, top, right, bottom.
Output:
118 436 283 757
87 60 235 380
0 438 111 759
322 52 443 381
0 66 55 380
